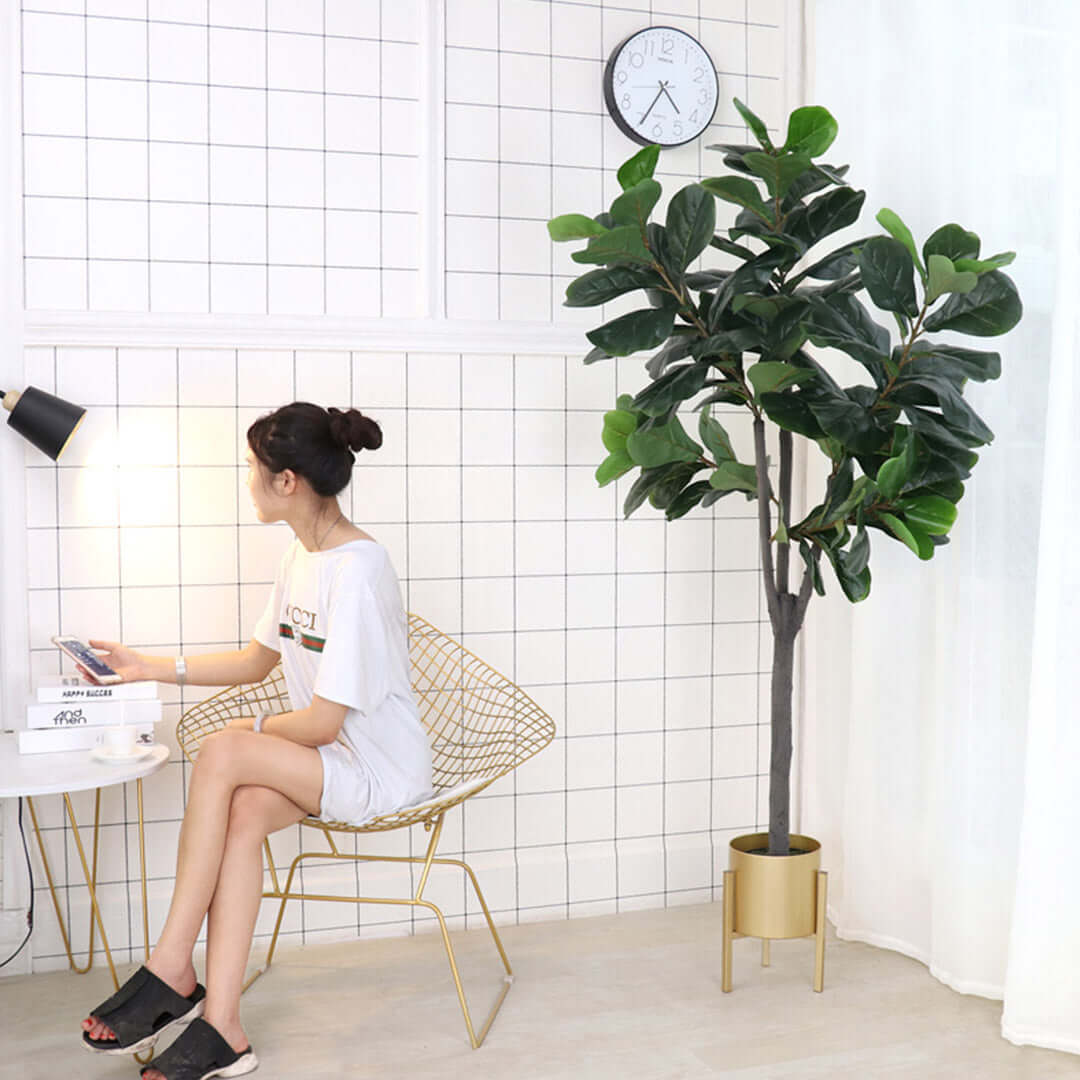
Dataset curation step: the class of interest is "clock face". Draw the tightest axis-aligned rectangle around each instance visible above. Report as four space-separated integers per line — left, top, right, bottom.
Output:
603 26 720 148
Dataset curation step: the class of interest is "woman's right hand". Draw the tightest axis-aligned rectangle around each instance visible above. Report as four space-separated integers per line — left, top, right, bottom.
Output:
84 639 146 684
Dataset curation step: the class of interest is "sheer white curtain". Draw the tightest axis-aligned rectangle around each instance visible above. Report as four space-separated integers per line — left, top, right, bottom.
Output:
800 0 1080 1054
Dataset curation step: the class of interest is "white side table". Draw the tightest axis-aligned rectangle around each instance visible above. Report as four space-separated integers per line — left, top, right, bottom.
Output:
0 734 169 989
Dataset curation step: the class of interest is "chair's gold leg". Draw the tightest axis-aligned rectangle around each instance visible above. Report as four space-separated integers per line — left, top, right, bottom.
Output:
762 938 770 967
459 859 512 976
416 898 511 1050
413 814 445 901
63 792 118 989
245 849 305 990
722 869 734 993
814 870 827 993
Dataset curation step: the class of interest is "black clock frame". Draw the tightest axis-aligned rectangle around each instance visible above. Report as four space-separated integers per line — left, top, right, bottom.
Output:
602 25 720 149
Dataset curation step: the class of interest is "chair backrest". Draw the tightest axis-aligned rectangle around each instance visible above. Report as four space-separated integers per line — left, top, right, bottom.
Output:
177 614 556 803
407 612 555 792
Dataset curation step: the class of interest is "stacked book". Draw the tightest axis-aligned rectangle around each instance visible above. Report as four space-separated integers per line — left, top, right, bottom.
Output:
19 678 162 754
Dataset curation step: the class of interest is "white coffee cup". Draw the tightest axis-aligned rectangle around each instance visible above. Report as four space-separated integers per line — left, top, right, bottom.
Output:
103 725 137 756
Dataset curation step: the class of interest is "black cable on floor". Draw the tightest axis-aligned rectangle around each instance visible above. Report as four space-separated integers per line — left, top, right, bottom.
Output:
0 798 35 968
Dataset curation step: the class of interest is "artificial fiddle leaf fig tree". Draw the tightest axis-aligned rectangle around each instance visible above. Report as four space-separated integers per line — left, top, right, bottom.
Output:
549 99 1022 858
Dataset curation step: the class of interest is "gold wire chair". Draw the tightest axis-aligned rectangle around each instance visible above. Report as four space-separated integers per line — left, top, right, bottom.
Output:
176 612 555 1049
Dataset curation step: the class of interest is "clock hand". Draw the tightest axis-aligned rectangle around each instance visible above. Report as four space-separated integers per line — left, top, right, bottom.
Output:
660 83 681 115
639 83 666 126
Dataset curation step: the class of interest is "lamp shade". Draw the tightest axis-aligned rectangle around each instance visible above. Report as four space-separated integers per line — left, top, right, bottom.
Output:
2 386 86 461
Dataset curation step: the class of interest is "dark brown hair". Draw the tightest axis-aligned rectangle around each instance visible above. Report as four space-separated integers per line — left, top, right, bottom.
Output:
247 402 382 497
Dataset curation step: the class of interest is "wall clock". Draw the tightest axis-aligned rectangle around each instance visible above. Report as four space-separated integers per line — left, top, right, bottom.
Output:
602 26 719 148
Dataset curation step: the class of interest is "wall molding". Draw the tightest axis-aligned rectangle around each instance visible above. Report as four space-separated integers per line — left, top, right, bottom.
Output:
23 313 591 354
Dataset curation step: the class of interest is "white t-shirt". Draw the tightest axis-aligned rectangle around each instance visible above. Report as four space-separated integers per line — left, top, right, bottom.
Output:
253 538 433 823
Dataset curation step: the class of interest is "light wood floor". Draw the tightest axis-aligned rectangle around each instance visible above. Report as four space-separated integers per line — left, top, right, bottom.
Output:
2 903 1075 1079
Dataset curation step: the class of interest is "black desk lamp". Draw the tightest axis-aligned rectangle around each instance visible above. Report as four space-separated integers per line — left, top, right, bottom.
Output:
1 386 86 461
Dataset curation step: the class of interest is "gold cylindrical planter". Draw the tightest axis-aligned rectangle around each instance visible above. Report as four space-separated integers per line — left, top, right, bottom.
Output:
722 833 828 992
730 832 820 938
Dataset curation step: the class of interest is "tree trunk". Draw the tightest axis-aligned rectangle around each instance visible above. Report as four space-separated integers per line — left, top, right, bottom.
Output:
768 610 797 855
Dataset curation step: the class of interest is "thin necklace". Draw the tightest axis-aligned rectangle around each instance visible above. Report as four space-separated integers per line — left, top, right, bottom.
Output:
314 511 344 551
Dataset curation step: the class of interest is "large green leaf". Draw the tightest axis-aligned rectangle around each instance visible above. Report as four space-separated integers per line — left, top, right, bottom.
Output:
790 235 873 283
665 184 716 272
895 493 957 535
645 334 696 379
953 251 1015 275
709 460 758 493
875 426 916 500
585 304 677 356
879 512 934 559
601 407 637 451
733 97 773 150
596 449 634 486
858 236 918 317
782 163 851 208
572 225 653 267
743 150 813 199
611 179 663 229
807 393 890 454
626 415 703 467
666 480 714 520
783 105 839 157
905 343 1001 383
923 223 980 264
698 407 737 462
787 187 866 249
804 293 891 370
876 207 926 279
746 361 817 396
922 270 1022 336
632 362 710 417
924 254 978 304
701 176 772 223
892 373 995 444
649 461 705 510
759 391 826 439
564 265 659 307
616 145 661 191
548 214 608 242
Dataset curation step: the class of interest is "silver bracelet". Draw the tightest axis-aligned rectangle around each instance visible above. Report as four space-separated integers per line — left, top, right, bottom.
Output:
175 655 187 686
254 710 270 734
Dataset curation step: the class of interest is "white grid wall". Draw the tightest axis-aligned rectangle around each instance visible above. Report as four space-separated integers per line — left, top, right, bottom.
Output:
21 0 423 316
17 343 773 970
444 0 786 322
19 0 787 321
7 0 796 971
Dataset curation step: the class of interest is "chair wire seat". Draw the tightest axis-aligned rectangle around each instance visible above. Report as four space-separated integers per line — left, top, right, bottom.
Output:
176 612 556 1048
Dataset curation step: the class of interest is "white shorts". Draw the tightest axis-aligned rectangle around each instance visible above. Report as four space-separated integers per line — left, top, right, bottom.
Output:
316 740 377 825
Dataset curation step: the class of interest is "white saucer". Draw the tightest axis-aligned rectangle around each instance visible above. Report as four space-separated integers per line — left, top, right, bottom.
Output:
90 744 155 764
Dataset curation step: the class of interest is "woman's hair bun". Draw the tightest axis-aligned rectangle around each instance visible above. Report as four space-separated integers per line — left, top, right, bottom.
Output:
328 407 382 453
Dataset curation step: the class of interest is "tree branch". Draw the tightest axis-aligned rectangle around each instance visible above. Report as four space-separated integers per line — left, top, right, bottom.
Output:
753 418 780 626
776 428 793 595
792 546 821 634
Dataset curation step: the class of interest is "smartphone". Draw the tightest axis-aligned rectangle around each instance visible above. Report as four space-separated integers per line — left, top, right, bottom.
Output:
51 635 123 685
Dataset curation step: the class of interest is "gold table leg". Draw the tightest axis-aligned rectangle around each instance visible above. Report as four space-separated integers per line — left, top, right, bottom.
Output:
761 938 770 967
25 781 154 990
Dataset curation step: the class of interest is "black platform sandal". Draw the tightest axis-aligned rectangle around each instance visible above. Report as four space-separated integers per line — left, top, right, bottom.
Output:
81 965 206 1056
139 1017 258 1080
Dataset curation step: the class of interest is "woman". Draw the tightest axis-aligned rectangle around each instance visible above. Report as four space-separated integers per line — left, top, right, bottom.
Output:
79 403 433 1080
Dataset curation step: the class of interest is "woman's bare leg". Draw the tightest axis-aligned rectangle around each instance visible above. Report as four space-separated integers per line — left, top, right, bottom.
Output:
83 730 323 1040
139 785 306 1080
